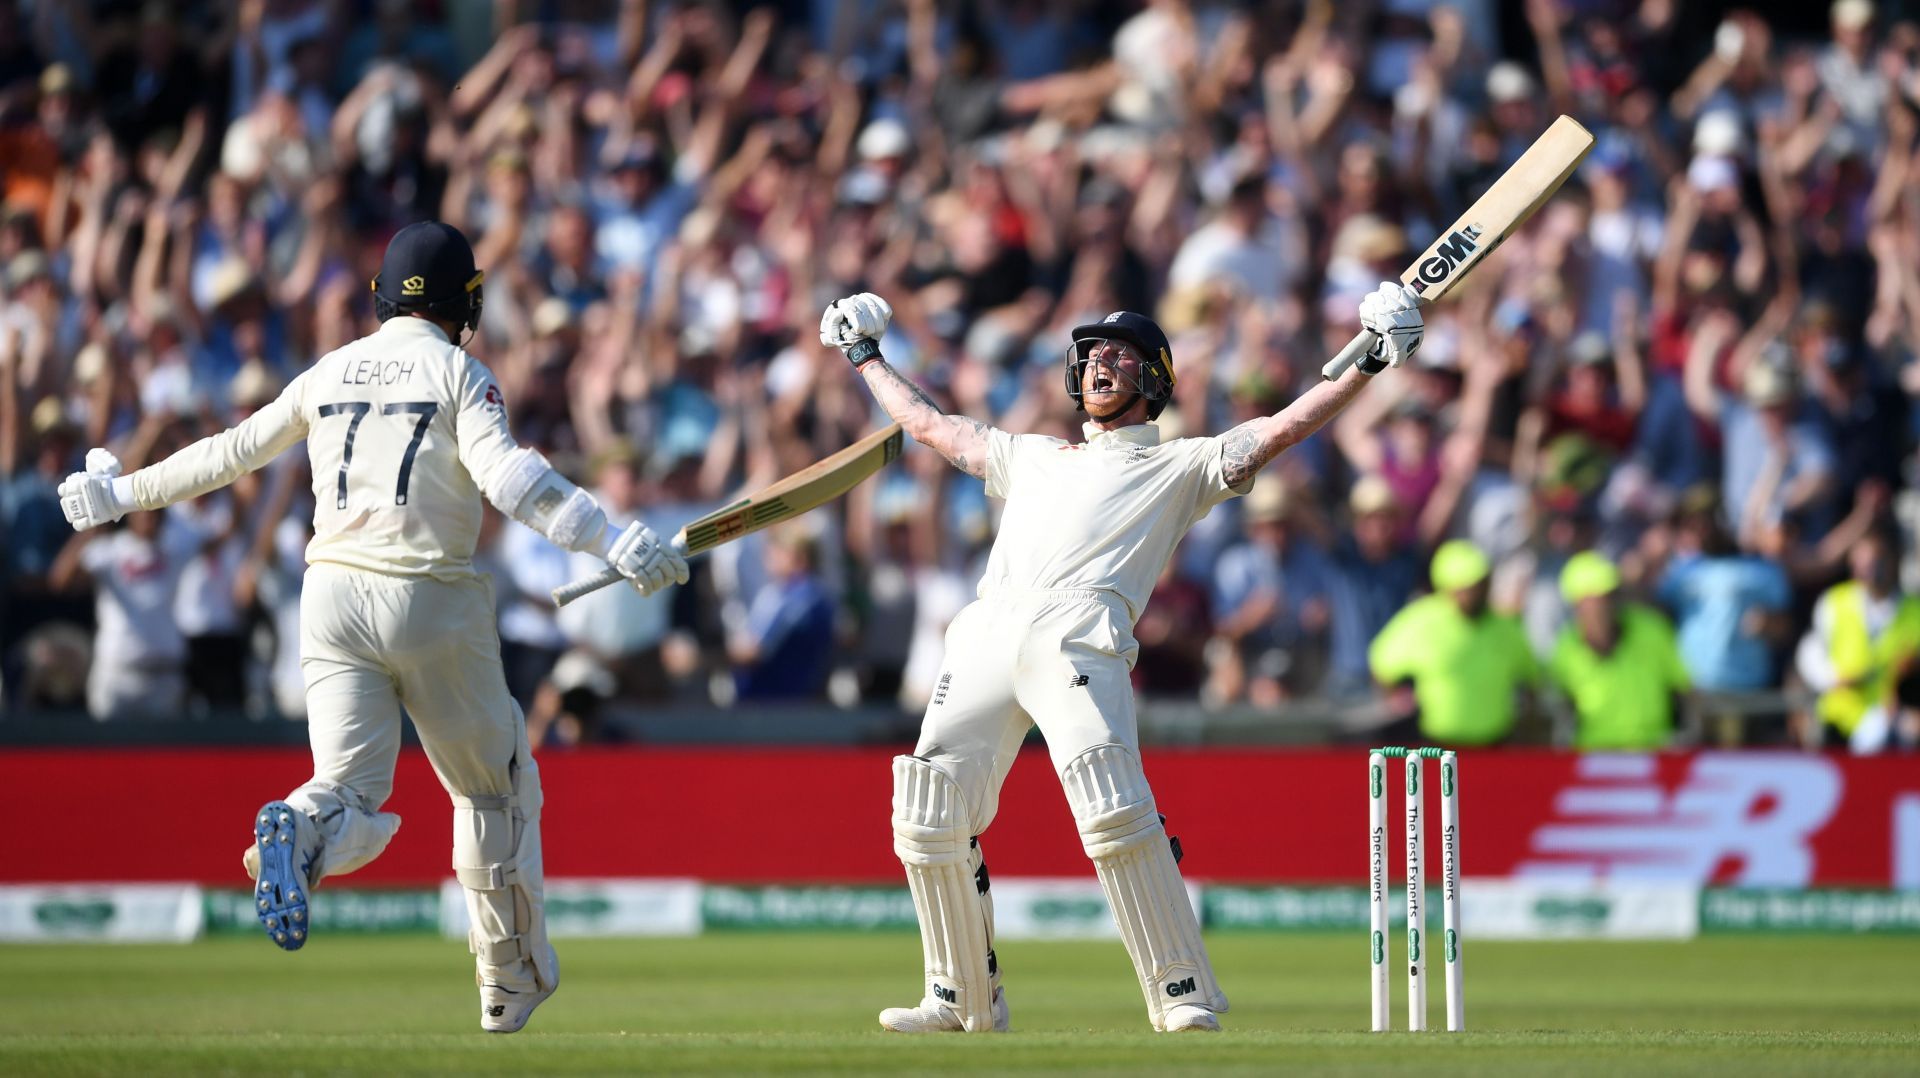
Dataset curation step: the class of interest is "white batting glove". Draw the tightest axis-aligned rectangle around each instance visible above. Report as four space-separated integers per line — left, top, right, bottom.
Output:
819 293 893 362
57 449 128 531
1357 281 1424 373
605 522 689 596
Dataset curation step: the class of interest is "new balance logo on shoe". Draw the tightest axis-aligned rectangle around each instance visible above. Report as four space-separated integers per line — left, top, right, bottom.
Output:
487 1005 506 1017
1068 674 1089 688
1165 977 1198 998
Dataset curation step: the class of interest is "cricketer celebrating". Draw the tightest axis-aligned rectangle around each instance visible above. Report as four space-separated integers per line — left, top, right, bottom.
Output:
820 283 1423 1033
58 222 688 1032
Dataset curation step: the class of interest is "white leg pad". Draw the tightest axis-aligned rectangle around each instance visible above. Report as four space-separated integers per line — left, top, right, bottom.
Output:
1061 744 1227 1029
285 781 402 884
452 751 555 993
892 755 996 1033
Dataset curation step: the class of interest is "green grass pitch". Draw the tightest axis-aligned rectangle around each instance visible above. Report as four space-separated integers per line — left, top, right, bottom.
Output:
2 932 1916 1075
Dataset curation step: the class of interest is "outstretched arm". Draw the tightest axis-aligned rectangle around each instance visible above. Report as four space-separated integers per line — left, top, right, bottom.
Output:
820 293 990 479
1216 280 1424 487
1219 366 1373 488
60 380 311 533
858 355 990 480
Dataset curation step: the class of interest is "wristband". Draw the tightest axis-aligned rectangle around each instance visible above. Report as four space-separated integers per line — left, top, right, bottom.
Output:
846 338 882 366
109 475 137 512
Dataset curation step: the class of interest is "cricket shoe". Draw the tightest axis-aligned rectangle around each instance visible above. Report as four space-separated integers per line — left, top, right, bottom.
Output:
878 985 1010 1033
1162 1003 1221 1033
247 801 317 951
480 948 559 1034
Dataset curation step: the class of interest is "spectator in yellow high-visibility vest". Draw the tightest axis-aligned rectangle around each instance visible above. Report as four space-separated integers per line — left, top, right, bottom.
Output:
1795 529 1920 753
1546 552 1690 750
1369 540 1537 746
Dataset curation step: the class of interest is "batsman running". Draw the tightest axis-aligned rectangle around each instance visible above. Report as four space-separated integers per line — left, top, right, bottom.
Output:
57 221 688 1032
821 282 1423 1033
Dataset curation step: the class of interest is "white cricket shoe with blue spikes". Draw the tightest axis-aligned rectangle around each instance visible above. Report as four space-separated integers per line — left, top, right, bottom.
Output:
244 801 318 951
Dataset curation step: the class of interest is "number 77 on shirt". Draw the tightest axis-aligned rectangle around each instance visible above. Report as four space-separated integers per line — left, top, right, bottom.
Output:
550 424 906 607
1321 115 1595 380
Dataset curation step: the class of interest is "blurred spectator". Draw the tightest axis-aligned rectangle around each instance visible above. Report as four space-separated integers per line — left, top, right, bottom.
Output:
1546 551 1689 751
1207 478 1327 704
1 1 1916 747
1653 492 1794 693
1320 476 1419 700
1135 555 1213 698
1795 527 1920 753
494 510 572 712
1685 322 1837 538
533 446 671 744
49 506 197 720
1369 540 1537 747
729 527 835 702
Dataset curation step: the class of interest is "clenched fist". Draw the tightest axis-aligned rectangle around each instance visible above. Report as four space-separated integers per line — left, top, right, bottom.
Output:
57 448 128 531
1357 281 1424 374
819 293 893 364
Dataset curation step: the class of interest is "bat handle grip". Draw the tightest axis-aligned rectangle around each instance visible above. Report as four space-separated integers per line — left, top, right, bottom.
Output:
550 532 693 608
1321 329 1378 381
552 566 622 608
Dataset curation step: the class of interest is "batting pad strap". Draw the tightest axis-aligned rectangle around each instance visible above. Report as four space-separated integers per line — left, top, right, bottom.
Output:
1061 744 1228 1028
892 755 996 1032
455 863 520 890
469 931 530 965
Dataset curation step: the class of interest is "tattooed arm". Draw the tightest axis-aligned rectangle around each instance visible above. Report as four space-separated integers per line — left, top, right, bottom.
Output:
1219 365 1374 488
858 355 991 479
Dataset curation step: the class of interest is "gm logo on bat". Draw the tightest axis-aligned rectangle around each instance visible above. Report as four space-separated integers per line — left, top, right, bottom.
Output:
1411 224 1485 295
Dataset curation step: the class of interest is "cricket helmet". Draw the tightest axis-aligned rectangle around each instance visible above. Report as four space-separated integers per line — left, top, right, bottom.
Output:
372 220 486 340
1065 311 1177 421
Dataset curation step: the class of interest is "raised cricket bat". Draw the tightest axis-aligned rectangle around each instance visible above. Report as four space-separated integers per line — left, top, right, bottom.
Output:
1322 115 1595 380
551 424 906 607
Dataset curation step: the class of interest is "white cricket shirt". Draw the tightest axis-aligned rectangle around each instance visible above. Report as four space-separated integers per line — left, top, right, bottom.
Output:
130 318 523 580
980 422 1251 622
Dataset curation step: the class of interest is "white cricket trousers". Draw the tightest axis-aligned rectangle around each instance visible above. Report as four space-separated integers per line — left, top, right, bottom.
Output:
289 563 551 987
903 586 1226 1029
913 588 1141 834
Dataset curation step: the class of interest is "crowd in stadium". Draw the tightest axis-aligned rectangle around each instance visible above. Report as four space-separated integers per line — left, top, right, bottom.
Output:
3 0 1920 753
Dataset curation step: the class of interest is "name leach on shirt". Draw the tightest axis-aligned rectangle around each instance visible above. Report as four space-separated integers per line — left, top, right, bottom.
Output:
126 318 528 583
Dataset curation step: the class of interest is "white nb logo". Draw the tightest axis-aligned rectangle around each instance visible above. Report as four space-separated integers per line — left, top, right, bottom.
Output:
1516 754 1842 886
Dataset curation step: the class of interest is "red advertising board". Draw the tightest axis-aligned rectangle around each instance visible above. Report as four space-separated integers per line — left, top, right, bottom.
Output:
2 748 1914 887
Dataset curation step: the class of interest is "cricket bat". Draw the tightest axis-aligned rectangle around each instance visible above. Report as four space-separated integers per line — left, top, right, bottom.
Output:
1322 115 1595 380
551 423 906 607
